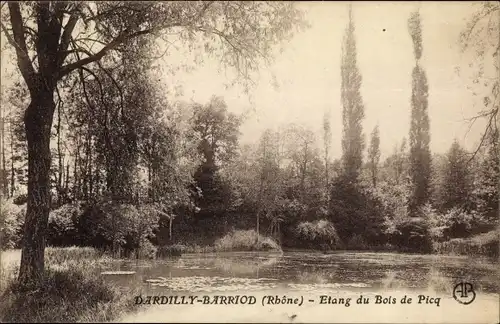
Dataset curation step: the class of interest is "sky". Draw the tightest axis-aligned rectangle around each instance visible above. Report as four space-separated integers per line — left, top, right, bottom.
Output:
158 1 496 159
1 1 497 161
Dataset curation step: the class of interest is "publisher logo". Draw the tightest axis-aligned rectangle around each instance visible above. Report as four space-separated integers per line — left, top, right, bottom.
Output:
453 282 475 305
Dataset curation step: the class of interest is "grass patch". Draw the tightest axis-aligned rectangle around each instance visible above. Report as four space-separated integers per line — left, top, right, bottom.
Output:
158 230 281 256
0 247 140 323
46 246 107 263
433 230 499 258
214 229 281 252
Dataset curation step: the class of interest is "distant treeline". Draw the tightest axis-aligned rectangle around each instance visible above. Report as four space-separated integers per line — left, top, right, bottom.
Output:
0 6 498 258
1 91 497 257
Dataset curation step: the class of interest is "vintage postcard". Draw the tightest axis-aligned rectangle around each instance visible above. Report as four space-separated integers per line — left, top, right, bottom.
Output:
0 1 498 323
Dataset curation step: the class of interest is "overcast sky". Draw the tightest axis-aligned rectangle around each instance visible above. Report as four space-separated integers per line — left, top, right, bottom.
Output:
161 1 495 159
1 2 496 160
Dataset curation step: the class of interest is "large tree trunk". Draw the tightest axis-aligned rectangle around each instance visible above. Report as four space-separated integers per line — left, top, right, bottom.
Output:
18 90 55 288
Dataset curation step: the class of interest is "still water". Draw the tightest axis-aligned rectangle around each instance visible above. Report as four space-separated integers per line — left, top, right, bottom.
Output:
103 251 498 294
104 251 498 323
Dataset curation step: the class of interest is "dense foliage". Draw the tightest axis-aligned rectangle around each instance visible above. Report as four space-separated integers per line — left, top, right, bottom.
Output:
0 3 497 258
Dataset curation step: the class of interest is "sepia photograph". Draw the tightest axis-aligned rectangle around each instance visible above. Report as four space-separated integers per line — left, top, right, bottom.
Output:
0 1 498 323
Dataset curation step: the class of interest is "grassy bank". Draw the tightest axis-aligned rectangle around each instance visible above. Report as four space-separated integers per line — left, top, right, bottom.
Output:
433 230 499 258
0 247 141 323
157 230 282 257
160 228 500 258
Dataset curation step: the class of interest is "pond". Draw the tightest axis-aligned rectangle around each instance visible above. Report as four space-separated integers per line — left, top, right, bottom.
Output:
103 251 498 323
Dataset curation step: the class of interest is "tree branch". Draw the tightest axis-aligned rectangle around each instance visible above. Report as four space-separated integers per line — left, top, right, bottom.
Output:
68 39 125 116
73 37 109 48
5 3 37 93
57 11 81 68
461 5 499 51
57 27 160 80
468 107 498 163
57 1 214 80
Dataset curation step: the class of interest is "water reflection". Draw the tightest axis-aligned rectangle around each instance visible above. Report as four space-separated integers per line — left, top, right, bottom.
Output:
101 251 499 295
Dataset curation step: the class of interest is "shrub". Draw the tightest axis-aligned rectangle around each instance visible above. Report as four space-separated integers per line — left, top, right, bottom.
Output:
295 219 340 250
426 204 492 242
423 204 447 242
442 208 475 239
0 199 26 250
214 230 281 252
138 238 157 259
47 202 84 246
76 201 160 257
389 217 433 253
373 181 411 221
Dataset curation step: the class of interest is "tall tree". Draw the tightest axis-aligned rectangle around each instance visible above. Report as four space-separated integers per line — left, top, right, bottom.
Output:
436 140 473 212
138 101 200 244
340 6 365 182
0 1 305 288
367 125 381 187
407 10 431 217
191 96 241 237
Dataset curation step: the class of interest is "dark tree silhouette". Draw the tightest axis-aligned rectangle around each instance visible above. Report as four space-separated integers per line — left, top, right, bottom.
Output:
340 6 365 183
407 10 431 217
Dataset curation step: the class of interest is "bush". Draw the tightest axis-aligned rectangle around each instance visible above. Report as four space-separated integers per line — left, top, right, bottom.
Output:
47 202 84 246
373 181 411 221
389 217 433 253
76 201 160 257
0 199 26 250
295 219 340 250
214 230 281 252
427 207 477 240
138 238 157 259
426 204 494 243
